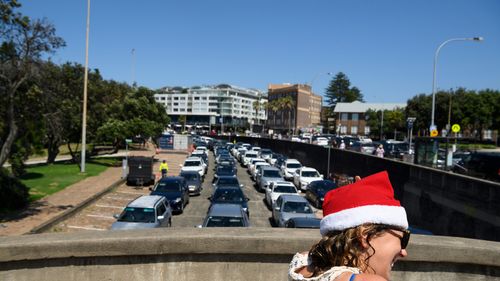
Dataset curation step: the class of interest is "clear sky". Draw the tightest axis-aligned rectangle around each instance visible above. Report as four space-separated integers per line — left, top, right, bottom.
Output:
20 0 500 103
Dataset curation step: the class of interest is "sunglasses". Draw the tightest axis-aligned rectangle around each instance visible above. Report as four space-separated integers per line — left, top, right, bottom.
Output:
386 229 411 249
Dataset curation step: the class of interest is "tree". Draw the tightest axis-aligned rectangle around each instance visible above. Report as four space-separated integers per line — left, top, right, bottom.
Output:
281 96 295 134
0 3 65 166
325 72 364 110
268 100 280 128
252 99 261 127
178 115 187 132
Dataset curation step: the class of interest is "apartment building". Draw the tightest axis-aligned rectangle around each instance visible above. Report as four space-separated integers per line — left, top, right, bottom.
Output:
333 101 406 136
154 84 267 131
267 83 322 133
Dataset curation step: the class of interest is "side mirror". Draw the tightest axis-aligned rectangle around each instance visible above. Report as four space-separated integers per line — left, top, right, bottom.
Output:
113 214 120 219
157 215 164 220
240 184 244 188
245 197 250 202
179 164 183 167
320 174 324 179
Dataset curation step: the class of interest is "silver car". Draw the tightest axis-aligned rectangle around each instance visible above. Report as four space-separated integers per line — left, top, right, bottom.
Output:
111 195 172 230
256 166 284 192
200 203 250 227
272 194 316 227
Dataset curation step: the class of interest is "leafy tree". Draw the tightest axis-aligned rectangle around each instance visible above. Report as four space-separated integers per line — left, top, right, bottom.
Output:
0 2 65 166
325 72 364 110
281 96 295 134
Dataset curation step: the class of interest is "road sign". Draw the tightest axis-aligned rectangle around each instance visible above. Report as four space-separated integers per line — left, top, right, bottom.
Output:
125 139 132 143
430 129 438 137
452 124 461 133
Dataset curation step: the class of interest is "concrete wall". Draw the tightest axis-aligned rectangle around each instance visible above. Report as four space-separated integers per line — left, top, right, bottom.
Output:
1 228 499 281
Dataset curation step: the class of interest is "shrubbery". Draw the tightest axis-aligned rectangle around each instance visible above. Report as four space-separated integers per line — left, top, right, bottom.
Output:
0 169 29 213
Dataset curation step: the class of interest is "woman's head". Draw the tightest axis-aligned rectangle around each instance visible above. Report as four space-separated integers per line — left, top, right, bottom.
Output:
309 223 409 280
313 171 410 279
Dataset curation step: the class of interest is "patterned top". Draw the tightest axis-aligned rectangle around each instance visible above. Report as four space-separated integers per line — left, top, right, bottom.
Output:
288 252 361 281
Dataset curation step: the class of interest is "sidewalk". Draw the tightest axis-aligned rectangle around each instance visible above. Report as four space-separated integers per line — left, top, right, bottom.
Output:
0 144 188 236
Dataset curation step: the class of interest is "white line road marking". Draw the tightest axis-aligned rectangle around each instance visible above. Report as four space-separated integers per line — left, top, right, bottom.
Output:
86 214 115 220
67 225 106 231
96 204 124 209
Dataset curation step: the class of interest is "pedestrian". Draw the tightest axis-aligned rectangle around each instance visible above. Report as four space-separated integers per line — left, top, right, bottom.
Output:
339 140 345 149
288 171 410 281
159 160 169 178
376 144 385 158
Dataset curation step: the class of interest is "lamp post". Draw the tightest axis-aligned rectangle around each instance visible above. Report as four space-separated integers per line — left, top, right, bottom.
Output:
80 0 91 173
430 37 483 133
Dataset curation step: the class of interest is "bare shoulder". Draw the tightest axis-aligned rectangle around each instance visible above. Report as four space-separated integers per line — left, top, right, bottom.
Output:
349 273 387 281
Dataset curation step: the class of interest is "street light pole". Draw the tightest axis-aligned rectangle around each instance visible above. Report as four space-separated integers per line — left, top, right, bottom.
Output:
80 0 91 173
430 37 483 133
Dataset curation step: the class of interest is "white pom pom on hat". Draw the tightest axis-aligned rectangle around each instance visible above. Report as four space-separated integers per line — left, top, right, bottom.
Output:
320 171 408 236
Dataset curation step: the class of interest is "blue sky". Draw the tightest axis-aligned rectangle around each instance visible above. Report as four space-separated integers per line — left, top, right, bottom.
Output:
20 0 500 103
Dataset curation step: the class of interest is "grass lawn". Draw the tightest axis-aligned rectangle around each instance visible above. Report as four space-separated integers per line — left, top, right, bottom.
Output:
19 158 120 202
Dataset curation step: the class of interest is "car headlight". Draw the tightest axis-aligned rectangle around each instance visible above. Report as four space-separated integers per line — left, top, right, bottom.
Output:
188 185 196 189
174 197 182 203
242 207 248 213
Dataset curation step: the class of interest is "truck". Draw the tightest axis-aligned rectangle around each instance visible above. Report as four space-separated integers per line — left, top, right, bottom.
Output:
126 156 155 186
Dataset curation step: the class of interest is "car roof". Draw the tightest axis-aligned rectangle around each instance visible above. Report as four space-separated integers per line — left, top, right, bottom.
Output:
273 181 294 186
185 157 202 161
301 167 318 172
180 170 200 176
285 159 300 163
279 194 308 202
158 176 184 182
127 195 164 208
207 204 244 217
262 166 280 172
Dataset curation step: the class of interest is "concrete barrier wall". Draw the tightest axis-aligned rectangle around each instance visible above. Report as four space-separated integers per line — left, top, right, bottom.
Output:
1 228 499 281
232 137 500 241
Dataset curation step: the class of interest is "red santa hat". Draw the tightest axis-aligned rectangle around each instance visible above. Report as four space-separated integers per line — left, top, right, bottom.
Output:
320 171 408 236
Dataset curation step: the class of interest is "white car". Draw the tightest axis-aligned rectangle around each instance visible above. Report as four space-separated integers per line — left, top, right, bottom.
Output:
281 159 302 180
247 158 266 172
180 157 205 177
313 137 329 146
242 151 259 166
265 181 298 207
293 167 323 190
251 162 270 180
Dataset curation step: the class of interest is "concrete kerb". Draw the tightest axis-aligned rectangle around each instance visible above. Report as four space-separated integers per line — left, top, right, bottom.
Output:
28 178 125 235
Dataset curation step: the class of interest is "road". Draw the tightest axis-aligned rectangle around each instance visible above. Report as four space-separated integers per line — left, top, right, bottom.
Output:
49 150 313 232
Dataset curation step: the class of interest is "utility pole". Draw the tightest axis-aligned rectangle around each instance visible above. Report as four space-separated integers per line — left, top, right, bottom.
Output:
80 0 91 173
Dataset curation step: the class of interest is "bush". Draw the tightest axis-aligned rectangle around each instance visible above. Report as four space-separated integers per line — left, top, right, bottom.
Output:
0 169 29 212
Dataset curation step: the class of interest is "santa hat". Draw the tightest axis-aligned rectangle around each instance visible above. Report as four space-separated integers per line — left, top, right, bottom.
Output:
320 171 408 236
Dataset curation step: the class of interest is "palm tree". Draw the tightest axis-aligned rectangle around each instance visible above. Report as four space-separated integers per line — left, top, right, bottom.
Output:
269 100 280 128
281 96 295 134
252 99 261 127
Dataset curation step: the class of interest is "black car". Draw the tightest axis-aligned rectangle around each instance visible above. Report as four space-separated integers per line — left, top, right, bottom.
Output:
209 185 249 216
305 180 337 208
453 152 500 182
213 166 237 182
285 217 321 229
179 171 203 195
150 176 190 214
212 176 242 189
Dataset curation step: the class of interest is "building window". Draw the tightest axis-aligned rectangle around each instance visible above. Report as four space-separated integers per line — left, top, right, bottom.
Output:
341 113 348 121
365 126 370 135
352 113 359 121
340 125 347 134
483 130 492 139
351 126 358 135
194 97 200 100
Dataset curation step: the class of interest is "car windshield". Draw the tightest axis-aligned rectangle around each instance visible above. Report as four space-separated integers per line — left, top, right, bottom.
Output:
184 161 201 167
274 185 297 193
302 171 319 177
246 153 258 158
263 170 281 178
287 163 301 169
217 177 239 185
213 189 244 202
282 202 313 214
118 207 155 223
217 168 235 175
206 216 244 227
155 181 181 192
314 182 336 192
181 173 198 181
261 149 272 155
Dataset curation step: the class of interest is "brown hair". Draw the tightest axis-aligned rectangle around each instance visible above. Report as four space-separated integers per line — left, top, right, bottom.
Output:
308 223 393 276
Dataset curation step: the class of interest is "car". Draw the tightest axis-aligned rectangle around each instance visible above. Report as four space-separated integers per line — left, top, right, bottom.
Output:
149 176 190 214
453 151 500 182
180 157 206 177
250 162 270 180
256 166 284 192
213 165 237 182
191 150 209 166
292 167 323 190
304 180 337 208
260 149 273 161
179 170 203 195
241 151 259 166
284 217 321 229
348 141 376 155
312 137 329 146
268 152 283 165
281 159 302 180
199 203 250 227
247 158 266 173
209 185 249 216
111 195 172 230
272 194 316 227
212 175 243 190
378 140 409 159
265 181 298 207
